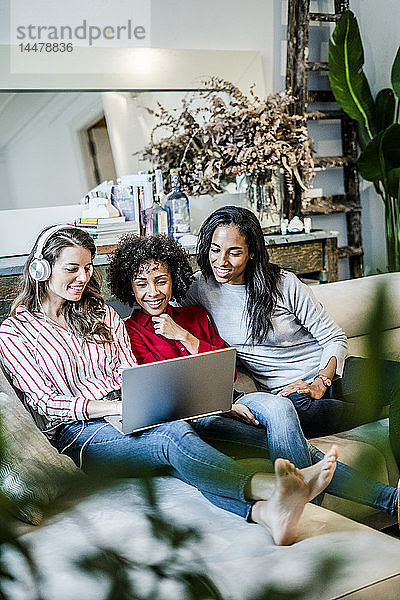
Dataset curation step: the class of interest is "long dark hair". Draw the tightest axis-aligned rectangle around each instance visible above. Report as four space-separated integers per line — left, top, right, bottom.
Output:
12 226 112 343
197 206 281 344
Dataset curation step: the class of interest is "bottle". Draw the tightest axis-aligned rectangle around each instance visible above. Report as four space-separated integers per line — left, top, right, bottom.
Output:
280 218 289 235
164 169 191 240
303 217 312 234
138 171 153 237
97 192 110 218
152 170 168 235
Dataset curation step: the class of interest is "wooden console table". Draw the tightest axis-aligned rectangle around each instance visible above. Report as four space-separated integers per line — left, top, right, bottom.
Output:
263 230 338 283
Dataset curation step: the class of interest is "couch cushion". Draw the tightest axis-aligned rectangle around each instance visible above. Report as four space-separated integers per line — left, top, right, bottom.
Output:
312 272 400 338
348 328 400 362
330 418 399 486
0 391 78 525
5 477 400 600
310 418 399 526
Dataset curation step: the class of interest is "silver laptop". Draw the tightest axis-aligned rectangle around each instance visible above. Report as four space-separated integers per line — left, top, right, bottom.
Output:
105 347 236 435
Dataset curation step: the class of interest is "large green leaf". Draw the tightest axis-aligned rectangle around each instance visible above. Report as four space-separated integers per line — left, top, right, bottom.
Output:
356 122 370 152
358 132 384 181
329 11 375 138
358 124 400 192
375 89 395 133
380 124 400 173
386 166 400 199
391 47 400 99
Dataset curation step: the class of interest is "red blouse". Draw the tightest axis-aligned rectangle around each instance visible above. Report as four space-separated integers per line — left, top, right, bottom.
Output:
125 304 228 365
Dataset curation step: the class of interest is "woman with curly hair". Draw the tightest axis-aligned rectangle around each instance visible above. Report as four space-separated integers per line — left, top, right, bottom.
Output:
108 234 230 366
0 225 341 547
108 232 399 525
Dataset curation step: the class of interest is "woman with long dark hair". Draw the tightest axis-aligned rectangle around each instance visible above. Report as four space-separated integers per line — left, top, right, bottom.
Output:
108 232 399 524
191 205 400 466
0 224 340 546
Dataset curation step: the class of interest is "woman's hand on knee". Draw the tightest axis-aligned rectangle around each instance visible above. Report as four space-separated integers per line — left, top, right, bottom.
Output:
280 379 325 400
229 404 260 426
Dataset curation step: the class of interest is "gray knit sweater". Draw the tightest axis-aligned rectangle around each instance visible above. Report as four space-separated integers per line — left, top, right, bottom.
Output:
186 270 347 394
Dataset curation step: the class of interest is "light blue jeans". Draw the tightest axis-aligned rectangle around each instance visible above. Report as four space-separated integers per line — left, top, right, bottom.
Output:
56 418 258 519
55 392 397 520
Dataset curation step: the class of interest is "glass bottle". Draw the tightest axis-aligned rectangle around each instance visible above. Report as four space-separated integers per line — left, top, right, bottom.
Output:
152 169 168 235
138 171 153 237
164 169 191 240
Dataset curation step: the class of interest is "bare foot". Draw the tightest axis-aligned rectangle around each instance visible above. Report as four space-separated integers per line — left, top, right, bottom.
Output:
248 445 338 503
251 458 309 546
301 445 338 501
250 449 337 546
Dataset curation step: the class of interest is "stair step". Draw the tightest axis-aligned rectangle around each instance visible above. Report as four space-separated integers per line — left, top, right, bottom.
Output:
302 195 360 215
306 110 344 120
309 12 342 22
307 90 336 103
313 156 353 170
338 246 364 259
307 61 330 71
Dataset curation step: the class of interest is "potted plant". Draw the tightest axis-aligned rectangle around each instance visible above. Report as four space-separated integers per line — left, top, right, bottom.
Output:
329 10 400 271
139 78 314 230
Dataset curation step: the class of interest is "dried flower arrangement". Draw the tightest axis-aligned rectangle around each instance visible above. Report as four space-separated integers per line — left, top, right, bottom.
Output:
139 77 314 198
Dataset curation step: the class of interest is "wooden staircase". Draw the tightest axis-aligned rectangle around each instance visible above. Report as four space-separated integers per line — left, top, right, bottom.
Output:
285 0 363 278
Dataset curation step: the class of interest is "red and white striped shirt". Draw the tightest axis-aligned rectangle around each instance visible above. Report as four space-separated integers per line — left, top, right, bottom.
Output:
0 305 137 430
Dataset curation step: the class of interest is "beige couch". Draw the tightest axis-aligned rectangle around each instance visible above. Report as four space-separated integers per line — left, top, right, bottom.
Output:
235 272 400 528
311 273 400 526
1 273 400 598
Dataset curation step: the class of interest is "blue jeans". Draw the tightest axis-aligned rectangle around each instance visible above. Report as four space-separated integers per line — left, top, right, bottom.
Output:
227 393 397 517
194 393 311 467
55 419 257 519
56 391 397 519
286 357 400 466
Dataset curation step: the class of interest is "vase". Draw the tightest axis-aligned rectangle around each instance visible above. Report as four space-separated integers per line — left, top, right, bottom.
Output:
188 177 283 235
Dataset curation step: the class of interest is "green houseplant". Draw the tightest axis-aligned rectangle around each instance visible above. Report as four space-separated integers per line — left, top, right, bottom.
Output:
329 10 400 271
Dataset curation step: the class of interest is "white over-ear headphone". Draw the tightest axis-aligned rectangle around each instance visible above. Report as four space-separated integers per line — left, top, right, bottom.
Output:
29 225 94 282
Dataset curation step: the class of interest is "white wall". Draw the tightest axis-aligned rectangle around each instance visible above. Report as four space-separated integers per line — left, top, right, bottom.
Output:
150 0 274 94
103 90 197 176
0 205 81 257
0 150 12 206
103 90 222 176
2 92 103 210
0 1 274 92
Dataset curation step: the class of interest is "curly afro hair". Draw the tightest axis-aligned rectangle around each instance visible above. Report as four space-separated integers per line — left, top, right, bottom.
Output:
108 233 194 306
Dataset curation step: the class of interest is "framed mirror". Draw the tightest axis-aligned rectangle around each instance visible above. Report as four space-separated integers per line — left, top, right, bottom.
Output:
0 46 270 256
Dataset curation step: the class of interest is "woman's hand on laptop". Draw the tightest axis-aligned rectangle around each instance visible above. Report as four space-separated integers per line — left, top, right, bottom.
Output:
152 314 200 354
229 404 260 426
